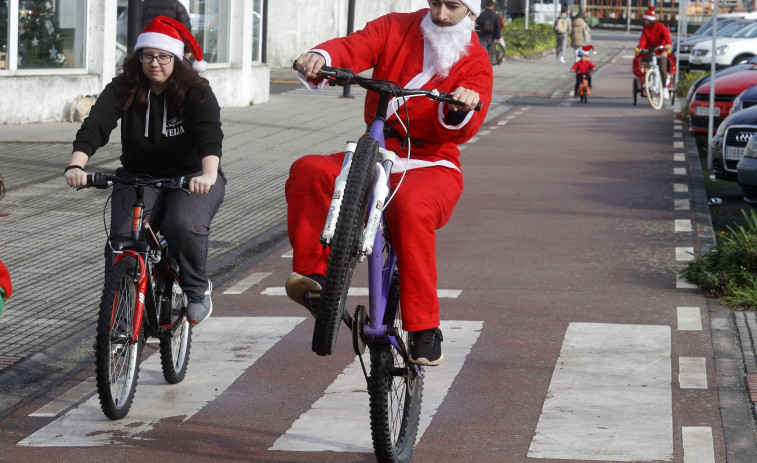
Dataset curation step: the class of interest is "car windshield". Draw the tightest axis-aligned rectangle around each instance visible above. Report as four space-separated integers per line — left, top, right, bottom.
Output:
732 22 757 38
719 21 755 36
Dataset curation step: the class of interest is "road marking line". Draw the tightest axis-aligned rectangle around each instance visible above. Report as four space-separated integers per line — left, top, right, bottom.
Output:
677 307 702 331
497 120 508 125
478 130 491 136
29 377 97 418
270 320 483 453
679 357 708 389
677 275 698 289
18 317 303 447
674 141 684 149
674 152 686 161
674 183 689 193
528 322 672 461
282 249 293 258
675 219 692 232
675 199 691 210
223 272 273 294
676 247 695 261
682 427 715 463
261 287 462 298
506 114 516 119
674 167 687 176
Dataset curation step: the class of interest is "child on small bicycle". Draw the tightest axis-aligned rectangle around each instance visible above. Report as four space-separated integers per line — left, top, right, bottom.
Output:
571 48 597 97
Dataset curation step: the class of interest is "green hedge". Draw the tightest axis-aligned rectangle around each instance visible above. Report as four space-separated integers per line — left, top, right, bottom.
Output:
503 19 556 56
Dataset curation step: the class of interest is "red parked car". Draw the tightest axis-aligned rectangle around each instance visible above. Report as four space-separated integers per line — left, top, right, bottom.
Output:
689 68 757 133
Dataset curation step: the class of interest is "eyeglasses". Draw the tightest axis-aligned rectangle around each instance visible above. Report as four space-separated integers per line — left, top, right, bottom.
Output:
139 53 174 65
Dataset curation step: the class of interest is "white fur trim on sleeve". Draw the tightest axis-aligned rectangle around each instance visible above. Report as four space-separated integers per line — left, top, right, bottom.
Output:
437 103 475 130
297 49 332 91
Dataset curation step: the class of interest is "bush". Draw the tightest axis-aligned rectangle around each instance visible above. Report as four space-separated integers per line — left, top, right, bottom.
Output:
682 209 757 309
503 19 555 56
677 70 708 98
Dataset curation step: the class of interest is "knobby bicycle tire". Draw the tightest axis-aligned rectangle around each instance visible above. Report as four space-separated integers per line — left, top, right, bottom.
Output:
313 136 379 356
95 257 143 420
645 69 663 110
159 271 191 384
369 275 423 463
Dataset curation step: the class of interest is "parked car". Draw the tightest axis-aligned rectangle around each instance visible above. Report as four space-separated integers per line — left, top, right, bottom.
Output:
675 19 753 69
689 21 757 70
710 105 757 181
686 56 757 107
737 133 757 204
730 83 757 114
688 68 757 134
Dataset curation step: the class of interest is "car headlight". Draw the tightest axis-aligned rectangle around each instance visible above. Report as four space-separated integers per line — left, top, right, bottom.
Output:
717 45 729 55
711 133 723 150
732 93 744 114
744 137 757 159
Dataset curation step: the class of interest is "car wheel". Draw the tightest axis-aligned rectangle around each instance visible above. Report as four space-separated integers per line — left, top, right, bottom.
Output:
732 54 754 66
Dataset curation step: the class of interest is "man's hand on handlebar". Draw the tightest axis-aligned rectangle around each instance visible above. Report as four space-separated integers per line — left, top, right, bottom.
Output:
451 87 481 112
295 52 326 80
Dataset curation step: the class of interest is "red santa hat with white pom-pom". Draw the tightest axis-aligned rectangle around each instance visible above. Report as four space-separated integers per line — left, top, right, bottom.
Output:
642 6 657 21
135 16 207 72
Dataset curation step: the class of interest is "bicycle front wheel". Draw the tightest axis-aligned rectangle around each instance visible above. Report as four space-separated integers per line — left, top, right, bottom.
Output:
95 257 143 420
369 276 423 463
159 277 191 384
645 69 663 110
313 136 378 356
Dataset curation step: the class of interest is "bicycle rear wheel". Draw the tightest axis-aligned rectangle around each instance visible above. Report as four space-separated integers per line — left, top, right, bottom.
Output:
95 257 143 420
159 275 191 384
313 136 378 356
645 69 663 110
369 275 423 463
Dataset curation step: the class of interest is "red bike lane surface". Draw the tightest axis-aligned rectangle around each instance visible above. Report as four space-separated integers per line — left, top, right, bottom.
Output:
0 57 729 462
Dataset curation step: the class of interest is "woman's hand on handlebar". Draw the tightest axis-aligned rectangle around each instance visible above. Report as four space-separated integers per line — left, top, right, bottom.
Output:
189 172 216 194
295 52 326 80
64 167 88 189
451 87 481 112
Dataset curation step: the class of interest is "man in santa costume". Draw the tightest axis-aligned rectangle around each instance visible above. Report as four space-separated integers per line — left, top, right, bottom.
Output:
637 5 672 99
286 0 493 366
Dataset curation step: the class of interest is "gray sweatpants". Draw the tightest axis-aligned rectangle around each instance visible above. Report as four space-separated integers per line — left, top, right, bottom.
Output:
106 168 226 298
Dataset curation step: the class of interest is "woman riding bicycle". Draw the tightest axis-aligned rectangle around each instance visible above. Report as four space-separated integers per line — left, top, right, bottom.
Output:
285 0 493 366
63 16 225 325
571 49 597 97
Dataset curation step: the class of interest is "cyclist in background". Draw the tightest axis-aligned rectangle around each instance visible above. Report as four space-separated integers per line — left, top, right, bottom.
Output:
636 5 672 99
63 17 225 325
286 0 493 366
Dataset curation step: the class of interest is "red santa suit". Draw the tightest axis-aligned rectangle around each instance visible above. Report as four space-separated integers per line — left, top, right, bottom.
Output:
285 9 493 331
638 21 671 51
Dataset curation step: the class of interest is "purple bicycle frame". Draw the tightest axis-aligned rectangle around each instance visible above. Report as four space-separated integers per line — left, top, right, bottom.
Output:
361 117 401 351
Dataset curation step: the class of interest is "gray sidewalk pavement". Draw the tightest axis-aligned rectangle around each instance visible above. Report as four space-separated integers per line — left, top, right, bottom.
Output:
0 35 625 402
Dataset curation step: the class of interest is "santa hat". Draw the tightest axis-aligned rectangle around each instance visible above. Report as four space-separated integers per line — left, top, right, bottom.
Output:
135 16 207 72
581 45 596 54
643 6 656 21
460 0 481 17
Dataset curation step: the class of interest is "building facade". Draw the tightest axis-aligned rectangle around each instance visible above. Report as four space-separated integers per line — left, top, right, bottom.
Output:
0 0 429 124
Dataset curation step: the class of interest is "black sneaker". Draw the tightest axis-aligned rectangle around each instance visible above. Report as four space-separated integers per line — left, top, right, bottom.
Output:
408 327 444 366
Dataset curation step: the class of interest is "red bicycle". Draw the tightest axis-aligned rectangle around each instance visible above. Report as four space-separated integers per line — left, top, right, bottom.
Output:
80 172 193 420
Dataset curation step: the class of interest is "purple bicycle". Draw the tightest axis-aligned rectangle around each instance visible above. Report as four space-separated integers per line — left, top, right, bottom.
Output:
299 64 480 462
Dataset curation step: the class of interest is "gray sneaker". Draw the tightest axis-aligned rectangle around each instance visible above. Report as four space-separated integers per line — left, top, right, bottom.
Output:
187 281 213 325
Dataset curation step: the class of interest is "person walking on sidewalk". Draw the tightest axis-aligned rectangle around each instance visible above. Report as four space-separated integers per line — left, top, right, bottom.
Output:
554 5 571 63
476 0 502 65
287 0 493 366
63 17 224 325
570 12 591 61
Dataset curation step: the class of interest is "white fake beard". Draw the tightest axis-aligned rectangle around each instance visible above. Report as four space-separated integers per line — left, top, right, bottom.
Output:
420 13 474 78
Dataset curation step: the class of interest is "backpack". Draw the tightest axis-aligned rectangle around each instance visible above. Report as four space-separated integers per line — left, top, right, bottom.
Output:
555 17 568 34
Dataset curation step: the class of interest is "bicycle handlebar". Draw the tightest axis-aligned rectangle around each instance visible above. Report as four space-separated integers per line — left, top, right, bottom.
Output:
78 172 191 191
293 61 482 111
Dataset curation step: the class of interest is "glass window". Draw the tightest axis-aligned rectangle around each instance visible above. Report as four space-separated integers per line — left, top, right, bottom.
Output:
1 0 8 70
17 0 86 69
189 0 229 64
252 0 262 62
